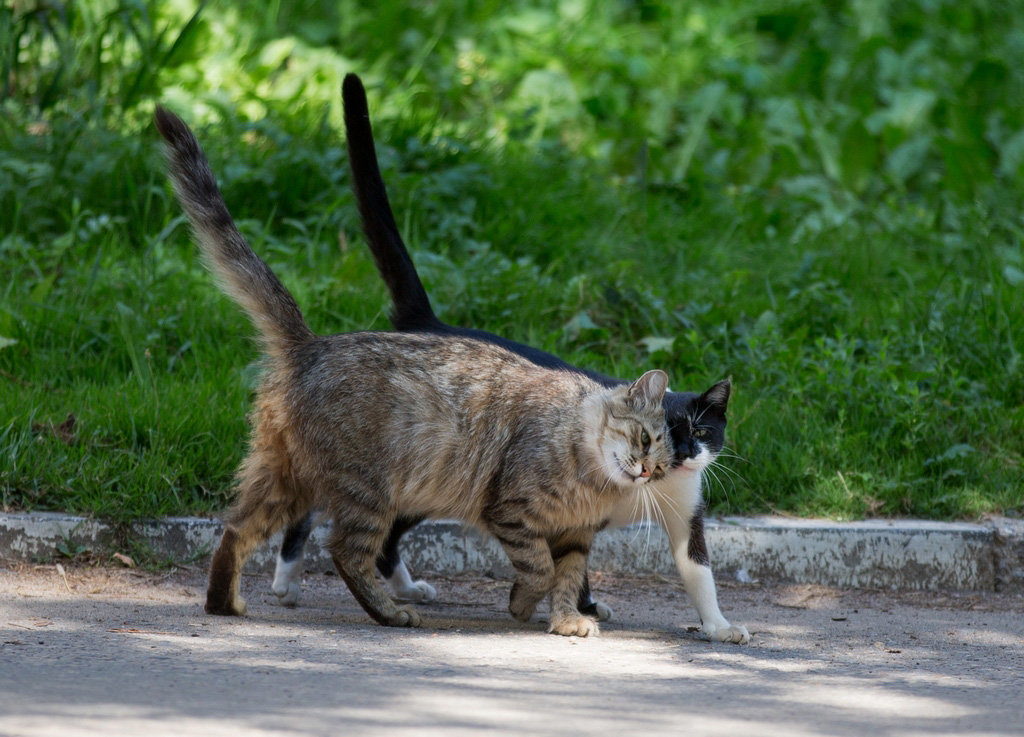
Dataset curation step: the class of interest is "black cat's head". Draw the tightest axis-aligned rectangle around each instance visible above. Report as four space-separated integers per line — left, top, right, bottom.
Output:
662 380 730 474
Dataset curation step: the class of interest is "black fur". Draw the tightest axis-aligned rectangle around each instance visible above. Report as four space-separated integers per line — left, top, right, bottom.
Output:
663 383 729 469
340 75 613 385
687 504 710 567
342 75 439 333
377 515 426 578
279 513 314 563
274 74 724 610
577 574 600 618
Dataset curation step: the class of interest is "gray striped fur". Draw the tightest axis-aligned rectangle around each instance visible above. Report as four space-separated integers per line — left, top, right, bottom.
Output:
155 107 670 636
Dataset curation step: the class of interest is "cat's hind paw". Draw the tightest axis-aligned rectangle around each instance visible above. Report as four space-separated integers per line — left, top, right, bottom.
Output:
271 557 303 607
271 580 301 608
393 579 437 603
205 594 246 617
508 583 542 622
580 599 614 622
384 605 422 628
703 621 750 645
549 613 599 637
387 561 438 603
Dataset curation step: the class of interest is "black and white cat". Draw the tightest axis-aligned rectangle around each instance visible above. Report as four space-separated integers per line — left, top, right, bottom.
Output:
271 74 748 644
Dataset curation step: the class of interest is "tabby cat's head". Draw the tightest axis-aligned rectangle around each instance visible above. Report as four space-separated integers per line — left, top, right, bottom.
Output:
663 380 730 475
598 370 672 487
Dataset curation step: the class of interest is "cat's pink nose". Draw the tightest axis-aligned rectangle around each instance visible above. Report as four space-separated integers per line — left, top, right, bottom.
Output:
639 465 651 479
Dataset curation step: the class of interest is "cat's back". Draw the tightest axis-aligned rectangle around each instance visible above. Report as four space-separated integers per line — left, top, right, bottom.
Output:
283 331 593 425
270 331 595 519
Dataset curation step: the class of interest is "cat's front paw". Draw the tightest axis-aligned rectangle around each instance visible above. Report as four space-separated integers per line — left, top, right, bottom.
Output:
549 613 599 637
703 621 750 644
384 605 422 628
393 579 437 603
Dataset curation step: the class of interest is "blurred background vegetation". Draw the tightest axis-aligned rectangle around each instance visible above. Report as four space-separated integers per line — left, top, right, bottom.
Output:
1 0 1022 523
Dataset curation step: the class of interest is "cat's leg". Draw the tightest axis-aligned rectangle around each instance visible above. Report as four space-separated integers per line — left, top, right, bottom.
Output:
577 570 614 622
272 514 435 608
325 489 421 627
329 538 421 627
207 459 306 616
488 520 556 623
376 515 436 602
663 505 749 644
548 532 600 637
271 512 316 607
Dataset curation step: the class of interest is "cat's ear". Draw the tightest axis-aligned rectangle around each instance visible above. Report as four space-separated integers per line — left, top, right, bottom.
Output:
700 379 731 410
627 369 669 408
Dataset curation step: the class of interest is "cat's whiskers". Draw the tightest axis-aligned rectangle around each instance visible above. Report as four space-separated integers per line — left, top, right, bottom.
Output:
626 473 647 532
708 457 743 482
714 446 743 458
628 484 654 548
638 487 655 548
700 460 735 507
704 452 745 487
641 485 659 552
651 479 687 524
593 459 623 498
574 456 637 525
646 485 671 549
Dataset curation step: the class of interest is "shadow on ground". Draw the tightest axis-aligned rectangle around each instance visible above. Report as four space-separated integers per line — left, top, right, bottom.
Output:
1 564 1022 737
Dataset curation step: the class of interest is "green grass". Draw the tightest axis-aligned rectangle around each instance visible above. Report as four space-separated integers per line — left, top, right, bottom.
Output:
1 0 1022 523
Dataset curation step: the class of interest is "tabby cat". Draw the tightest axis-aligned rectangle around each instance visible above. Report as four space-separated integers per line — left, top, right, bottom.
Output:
155 105 673 636
270 75 750 644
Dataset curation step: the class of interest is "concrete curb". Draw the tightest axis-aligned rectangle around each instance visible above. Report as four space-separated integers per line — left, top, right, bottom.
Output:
2 511 1022 592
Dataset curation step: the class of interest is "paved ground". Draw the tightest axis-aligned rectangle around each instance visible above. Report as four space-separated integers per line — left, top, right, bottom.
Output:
1 561 1022 737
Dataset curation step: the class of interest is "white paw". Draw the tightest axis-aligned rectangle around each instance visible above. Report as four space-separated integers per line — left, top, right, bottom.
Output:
703 621 750 645
393 580 437 603
271 580 301 608
594 601 614 622
272 556 303 607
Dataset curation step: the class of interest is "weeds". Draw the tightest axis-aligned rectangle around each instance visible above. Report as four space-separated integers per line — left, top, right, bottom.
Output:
1 0 1021 521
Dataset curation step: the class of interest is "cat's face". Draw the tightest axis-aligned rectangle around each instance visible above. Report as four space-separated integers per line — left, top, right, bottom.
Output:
599 370 673 487
663 380 730 476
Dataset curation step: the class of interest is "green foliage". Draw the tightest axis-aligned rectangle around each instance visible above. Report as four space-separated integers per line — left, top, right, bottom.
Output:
1 0 1022 521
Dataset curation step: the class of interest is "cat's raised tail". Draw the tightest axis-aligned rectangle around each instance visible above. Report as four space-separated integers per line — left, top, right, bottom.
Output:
154 106 314 360
342 73 441 331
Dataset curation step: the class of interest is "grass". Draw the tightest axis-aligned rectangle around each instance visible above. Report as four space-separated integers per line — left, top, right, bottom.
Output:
1 0 1022 523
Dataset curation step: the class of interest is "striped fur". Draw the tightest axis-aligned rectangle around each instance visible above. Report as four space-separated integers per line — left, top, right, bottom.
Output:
268 75 749 643
155 107 671 635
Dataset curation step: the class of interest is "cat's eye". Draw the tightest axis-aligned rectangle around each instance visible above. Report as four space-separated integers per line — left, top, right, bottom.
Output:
640 429 651 449
694 428 708 439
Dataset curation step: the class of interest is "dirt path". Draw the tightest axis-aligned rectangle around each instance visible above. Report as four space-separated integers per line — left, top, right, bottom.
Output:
1 561 1022 736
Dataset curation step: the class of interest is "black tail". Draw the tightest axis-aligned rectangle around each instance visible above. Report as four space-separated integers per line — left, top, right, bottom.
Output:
342 74 441 331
